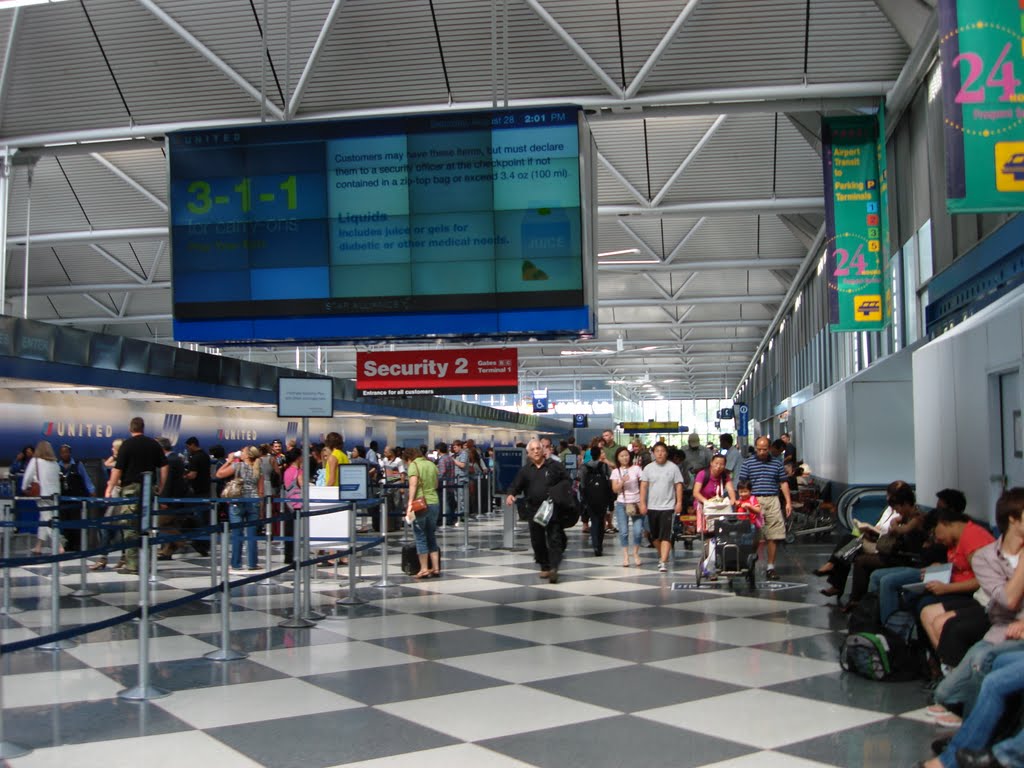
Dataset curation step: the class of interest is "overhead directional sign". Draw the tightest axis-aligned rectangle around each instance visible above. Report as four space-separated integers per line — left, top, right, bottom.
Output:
619 421 687 433
356 348 517 397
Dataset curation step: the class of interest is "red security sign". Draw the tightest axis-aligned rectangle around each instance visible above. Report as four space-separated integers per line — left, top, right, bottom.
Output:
356 349 518 397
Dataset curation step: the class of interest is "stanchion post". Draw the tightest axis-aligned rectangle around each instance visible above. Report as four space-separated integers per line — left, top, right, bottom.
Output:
302 508 324 621
333 502 366 608
372 495 396 588
204 520 247 662
117 472 169 700
278 492 312 627
440 483 448 533
260 495 277 588
0 501 23 616
70 499 98 598
456 484 473 552
0 650 31 758
201 500 219 604
38 494 74 651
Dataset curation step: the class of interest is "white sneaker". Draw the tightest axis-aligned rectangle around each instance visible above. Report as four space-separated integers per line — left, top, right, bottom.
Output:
658 561 667 572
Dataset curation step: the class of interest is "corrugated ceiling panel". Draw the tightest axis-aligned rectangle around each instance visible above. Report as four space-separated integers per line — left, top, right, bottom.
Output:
597 165 643 206
747 270 792 293
598 271 666 297
58 155 168 229
756 214 806 258
673 214 758 261
774 117 824 198
101 148 170 207
681 268 767 297
108 321 173 338
0 11 10 82
644 115 721 196
6 158 93 235
692 304 758 322
51 294 115 318
435 0 612 103
641 0 806 94
4 245 66 287
609 306 677 323
87 0 265 125
299 0 447 113
1 3 128 137
596 219 643 253
153 0 325 111
541 0 624 92
618 218 665 257
617 0 690 85
590 120 650 199
49 243 138 285
807 0 907 82
660 216 705 252
663 114 775 202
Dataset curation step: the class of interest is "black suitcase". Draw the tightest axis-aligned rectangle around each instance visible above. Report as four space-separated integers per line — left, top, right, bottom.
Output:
401 543 442 575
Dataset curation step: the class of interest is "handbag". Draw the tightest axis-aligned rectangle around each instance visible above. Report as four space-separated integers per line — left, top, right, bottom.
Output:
23 480 40 497
876 532 901 556
221 476 245 498
625 502 640 518
836 537 864 562
410 497 428 516
533 498 554 526
702 496 733 515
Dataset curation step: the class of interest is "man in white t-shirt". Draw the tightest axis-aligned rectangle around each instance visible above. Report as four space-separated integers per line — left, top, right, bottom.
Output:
639 442 684 572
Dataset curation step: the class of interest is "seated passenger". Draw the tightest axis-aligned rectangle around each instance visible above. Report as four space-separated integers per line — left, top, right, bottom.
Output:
919 506 996 668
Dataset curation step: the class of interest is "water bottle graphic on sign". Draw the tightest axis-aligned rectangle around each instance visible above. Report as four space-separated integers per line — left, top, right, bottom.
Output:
520 206 570 282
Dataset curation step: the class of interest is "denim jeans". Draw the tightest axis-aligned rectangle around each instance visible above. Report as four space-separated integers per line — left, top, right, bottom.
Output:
229 501 259 569
934 639 993 710
443 487 458 526
993 718 1024 767
615 503 644 547
412 503 440 555
868 566 922 623
939 651 1024 768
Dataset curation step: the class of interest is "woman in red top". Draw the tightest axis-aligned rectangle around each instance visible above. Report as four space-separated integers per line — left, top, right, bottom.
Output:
919 506 995 663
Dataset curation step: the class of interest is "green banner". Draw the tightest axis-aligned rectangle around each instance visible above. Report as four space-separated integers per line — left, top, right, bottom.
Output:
940 0 1024 213
822 115 888 333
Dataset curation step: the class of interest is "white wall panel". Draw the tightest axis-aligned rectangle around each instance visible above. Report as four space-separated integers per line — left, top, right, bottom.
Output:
849 381 915 484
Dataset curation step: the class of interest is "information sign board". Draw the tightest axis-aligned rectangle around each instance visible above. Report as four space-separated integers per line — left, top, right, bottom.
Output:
356 348 516 397
277 377 333 418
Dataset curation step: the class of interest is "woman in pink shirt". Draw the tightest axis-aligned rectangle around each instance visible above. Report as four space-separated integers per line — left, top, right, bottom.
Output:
611 447 644 567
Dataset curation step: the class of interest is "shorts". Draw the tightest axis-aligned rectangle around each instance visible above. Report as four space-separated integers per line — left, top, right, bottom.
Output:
648 508 675 541
759 496 785 541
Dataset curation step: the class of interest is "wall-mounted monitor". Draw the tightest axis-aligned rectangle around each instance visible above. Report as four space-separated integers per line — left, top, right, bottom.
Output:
168 107 597 344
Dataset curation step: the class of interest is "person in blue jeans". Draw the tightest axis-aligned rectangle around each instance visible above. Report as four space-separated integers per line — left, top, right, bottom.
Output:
918 648 1024 768
405 447 440 579
216 446 264 571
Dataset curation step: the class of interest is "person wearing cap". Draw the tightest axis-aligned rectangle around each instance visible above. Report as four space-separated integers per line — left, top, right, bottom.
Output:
681 433 711 487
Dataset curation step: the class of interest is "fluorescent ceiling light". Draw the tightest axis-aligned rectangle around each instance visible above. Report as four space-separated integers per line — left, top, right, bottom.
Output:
597 248 641 258
600 258 661 265
0 0 73 7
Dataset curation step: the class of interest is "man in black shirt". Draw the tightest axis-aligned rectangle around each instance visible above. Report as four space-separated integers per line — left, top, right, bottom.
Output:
104 417 168 574
184 436 211 497
505 439 570 583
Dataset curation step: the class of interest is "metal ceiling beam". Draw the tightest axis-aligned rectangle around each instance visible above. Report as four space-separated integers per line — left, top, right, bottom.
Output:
6 228 167 247
783 113 822 154
90 153 167 212
135 0 285 120
601 198 824 218
597 152 649 207
664 217 705 264
872 0 933 48
0 7 20 121
624 0 701 99
885 11 938 138
287 0 347 118
522 0 624 99
597 320 768 330
5 282 171 297
46 314 171 325
12 139 160 164
89 244 146 283
599 257 803 272
651 114 726 207
602 294 786 307
0 83 895 147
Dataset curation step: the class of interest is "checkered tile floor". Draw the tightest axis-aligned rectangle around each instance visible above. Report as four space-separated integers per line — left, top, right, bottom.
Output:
0 517 942 767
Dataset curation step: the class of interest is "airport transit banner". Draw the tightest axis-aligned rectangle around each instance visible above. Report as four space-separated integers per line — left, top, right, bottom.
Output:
356 348 518 397
939 0 1024 213
821 114 888 332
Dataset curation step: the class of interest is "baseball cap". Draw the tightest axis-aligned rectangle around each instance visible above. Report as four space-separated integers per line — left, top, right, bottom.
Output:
687 433 701 446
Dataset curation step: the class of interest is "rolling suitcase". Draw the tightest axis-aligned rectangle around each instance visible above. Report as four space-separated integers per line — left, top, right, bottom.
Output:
401 543 441 575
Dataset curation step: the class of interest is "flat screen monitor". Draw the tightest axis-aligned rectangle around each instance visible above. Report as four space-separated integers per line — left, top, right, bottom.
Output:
167 106 597 344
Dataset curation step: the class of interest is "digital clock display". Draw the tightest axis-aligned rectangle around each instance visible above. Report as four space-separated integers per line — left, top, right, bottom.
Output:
167 106 596 344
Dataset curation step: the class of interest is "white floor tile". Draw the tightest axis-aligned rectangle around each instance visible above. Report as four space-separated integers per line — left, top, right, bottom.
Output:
696 752 839 768
378 684 617 741
384 594 498 613
12 605 128 629
3 668 122 707
440 645 632 683
402 577 522 594
7 730 264 768
648 647 838 687
247 640 421 676
636 689 887 749
154 677 363 728
156 610 281 635
666 595 813 618
532 578 656 596
508 595 646 616
654 617 829 646
317 613 465 640
481 617 637 644
66 634 219 667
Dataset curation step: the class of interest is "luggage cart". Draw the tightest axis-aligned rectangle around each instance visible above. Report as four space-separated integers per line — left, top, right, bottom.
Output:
695 510 758 589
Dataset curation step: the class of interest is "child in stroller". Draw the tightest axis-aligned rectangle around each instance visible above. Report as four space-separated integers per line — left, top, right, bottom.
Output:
699 480 762 584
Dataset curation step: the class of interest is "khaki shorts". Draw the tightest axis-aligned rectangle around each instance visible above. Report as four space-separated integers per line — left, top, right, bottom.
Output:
759 495 786 541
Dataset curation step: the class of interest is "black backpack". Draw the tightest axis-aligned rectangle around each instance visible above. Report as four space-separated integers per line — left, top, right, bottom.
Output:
581 463 613 510
847 592 883 634
840 630 917 681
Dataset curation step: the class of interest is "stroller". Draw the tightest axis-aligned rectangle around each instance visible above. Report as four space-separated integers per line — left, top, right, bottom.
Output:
695 509 758 589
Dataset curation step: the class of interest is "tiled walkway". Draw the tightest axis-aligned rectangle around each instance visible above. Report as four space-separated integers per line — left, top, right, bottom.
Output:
0 518 943 767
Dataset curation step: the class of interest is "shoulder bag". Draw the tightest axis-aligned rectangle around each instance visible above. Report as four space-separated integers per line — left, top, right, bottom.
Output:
409 459 429 515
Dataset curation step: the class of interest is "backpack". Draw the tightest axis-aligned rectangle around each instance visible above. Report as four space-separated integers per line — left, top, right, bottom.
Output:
60 461 88 497
840 630 918 682
581 462 613 510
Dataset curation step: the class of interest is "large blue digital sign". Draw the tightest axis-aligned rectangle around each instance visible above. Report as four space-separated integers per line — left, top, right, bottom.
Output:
168 107 596 344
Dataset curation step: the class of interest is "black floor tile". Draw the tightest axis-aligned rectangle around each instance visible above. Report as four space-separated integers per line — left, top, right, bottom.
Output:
99 656 287 691
766 670 932 714
777 714 937 767
303 660 504 705
558 630 734 662
3 699 192 748
368 628 539 660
